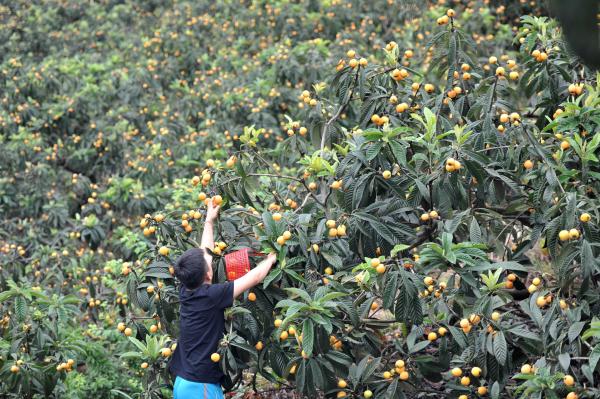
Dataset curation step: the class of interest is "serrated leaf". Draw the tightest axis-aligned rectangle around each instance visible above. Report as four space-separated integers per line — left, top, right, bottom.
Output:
493 331 507 365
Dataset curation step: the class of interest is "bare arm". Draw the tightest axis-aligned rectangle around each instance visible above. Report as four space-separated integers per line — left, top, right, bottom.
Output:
233 253 277 299
200 200 220 264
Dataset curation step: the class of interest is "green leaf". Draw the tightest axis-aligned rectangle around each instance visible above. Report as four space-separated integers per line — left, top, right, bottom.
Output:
302 319 315 357
409 340 430 354
15 295 27 322
491 381 500 399
580 240 597 278
390 244 410 258
589 345 600 372
263 268 282 288
558 353 570 371
470 217 483 243
568 322 586 343
284 288 312 303
493 331 508 365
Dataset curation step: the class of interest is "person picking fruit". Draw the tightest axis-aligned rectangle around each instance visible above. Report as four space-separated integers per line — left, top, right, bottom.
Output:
169 199 277 398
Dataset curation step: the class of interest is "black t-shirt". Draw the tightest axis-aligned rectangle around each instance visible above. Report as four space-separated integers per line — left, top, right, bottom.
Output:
169 282 234 384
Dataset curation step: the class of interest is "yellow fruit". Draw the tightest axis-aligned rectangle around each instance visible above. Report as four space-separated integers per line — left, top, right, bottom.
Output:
532 277 541 286
210 353 220 362
396 102 409 113
491 312 501 321
428 332 438 341
438 327 448 336
248 292 256 301
424 276 434 286
329 228 338 238
560 299 568 310
523 160 534 169
459 319 470 328
567 393 578 399
564 374 575 386
363 390 373 398
424 83 435 93
349 59 358 68
149 325 158 333
400 370 409 380
382 170 392 179
536 296 546 307
447 8 455 17
459 396 468 399
560 140 571 150
528 284 537 294
117 322 126 332
280 331 289 340
477 386 488 395
147 285 155 294
212 195 223 205
283 231 292 240
376 264 386 274
326 219 337 228
451 367 463 377
255 341 263 351
395 359 405 368
383 371 392 379
558 230 571 241
569 229 580 239
289 364 297 374
272 213 282 221
460 376 471 386
124 327 133 337
274 319 282 327
198 192 207 201
359 58 368 67
337 392 347 398
580 213 591 223
141 362 149 369
161 348 172 357
277 236 286 245
429 210 439 219
324 267 333 275
336 225 347 236
521 364 532 374
338 379 347 389
420 213 430 222
370 258 380 267
346 50 356 58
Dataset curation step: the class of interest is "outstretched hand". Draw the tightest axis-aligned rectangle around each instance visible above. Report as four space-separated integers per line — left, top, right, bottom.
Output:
265 252 277 266
206 200 220 223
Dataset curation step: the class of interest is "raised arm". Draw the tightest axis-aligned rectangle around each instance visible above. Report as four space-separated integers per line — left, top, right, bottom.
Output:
200 200 220 264
233 253 277 299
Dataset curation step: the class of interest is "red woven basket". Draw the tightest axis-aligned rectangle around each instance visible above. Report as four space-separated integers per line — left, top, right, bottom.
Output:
224 248 264 281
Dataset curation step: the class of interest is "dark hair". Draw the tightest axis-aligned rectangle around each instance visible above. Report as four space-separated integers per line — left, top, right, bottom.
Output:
174 248 207 290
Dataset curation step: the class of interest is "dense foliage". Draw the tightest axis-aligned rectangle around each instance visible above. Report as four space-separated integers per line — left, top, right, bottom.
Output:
1 1 599 398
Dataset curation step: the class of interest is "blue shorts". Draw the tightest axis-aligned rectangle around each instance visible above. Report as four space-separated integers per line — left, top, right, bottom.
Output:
173 376 223 399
